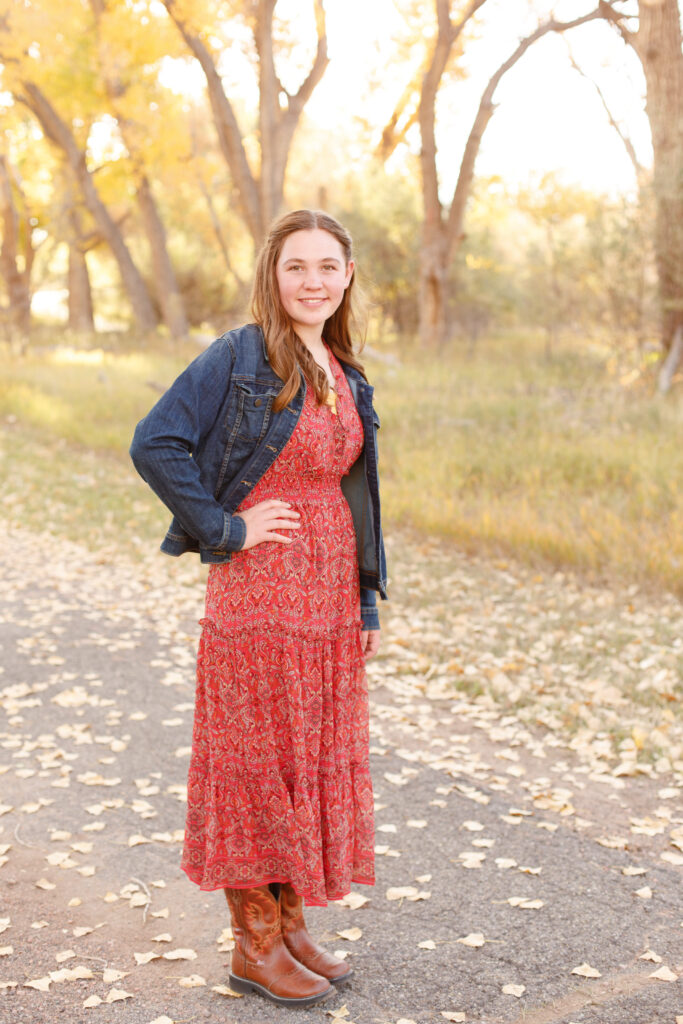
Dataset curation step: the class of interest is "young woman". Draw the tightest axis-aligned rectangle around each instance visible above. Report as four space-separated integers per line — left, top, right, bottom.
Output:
130 209 387 1009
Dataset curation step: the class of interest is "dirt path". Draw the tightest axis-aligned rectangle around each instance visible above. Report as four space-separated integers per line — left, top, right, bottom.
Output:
0 527 681 1024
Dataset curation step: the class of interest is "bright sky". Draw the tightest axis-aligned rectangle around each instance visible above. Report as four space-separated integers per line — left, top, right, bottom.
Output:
297 0 650 197
159 0 652 198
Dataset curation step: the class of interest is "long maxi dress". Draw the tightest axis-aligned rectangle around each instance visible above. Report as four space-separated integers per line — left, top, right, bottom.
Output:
180 346 376 907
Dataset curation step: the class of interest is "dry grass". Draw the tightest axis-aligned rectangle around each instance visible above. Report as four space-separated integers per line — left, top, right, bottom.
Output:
1 332 682 596
372 333 683 597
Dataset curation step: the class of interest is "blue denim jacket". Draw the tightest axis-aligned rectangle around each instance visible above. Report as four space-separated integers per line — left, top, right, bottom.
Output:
130 323 388 630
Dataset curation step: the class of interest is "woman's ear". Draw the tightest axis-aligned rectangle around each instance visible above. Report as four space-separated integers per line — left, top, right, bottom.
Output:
344 260 355 288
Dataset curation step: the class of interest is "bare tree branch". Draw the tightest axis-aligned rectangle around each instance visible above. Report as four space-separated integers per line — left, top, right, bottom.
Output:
162 0 263 242
445 5 616 258
420 0 492 242
377 72 422 162
286 0 328 118
379 0 489 167
565 46 644 180
597 0 638 49
164 0 327 241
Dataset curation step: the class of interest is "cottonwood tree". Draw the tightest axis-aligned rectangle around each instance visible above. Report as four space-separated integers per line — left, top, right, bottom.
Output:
0 153 34 336
0 105 58 338
88 0 189 339
16 82 159 333
160 0 329 247
599 0 683 384
0 0 180 333
381 0 624 348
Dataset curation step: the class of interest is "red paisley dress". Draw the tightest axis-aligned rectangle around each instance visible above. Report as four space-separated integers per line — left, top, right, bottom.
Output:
181 347 375 906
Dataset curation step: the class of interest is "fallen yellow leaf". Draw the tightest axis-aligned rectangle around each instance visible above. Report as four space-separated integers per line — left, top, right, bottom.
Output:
502 983 525 997
102 969 128 983
105 987 133 1002
211 984 243 997
649 965 677 982
162 948 198 960
386 886 418 901
24 976 52 991
571 962 601 978
134 951 160 965
128 834 152 847
339 892 369 909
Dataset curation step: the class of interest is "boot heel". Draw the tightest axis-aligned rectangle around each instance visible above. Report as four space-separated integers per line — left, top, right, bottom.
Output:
228 974 254 995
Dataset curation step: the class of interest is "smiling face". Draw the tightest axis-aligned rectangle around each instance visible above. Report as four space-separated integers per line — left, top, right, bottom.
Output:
275 228 354 344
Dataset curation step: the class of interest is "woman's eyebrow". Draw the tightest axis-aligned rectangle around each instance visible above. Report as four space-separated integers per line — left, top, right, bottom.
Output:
282 256 342 265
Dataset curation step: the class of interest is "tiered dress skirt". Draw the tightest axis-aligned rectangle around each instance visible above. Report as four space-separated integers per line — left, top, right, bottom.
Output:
180 348 375 906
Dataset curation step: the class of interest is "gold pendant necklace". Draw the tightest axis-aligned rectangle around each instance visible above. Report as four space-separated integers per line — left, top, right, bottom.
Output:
324 388 337 415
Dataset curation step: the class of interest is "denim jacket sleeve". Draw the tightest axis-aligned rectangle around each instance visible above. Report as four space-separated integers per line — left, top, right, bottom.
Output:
129 338 246 553
360 586 380 631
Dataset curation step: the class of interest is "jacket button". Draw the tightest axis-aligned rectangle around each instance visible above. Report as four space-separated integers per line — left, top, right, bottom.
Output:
254 398 262 407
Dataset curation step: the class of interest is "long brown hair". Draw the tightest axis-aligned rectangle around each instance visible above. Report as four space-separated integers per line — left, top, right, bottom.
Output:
251 209 367 412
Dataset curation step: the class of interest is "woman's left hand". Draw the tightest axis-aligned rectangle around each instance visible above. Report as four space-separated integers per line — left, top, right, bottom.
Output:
360 629 381 659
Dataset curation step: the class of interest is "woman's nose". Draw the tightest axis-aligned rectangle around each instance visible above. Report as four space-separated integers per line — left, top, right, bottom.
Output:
303 269 323 289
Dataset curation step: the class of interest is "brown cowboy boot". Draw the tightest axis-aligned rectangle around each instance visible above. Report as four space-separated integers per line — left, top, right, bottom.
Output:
280 881 353 983
224 885 332 1007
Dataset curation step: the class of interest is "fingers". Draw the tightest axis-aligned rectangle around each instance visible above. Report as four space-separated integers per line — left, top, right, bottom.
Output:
360 629 381 658
238 500 302 550
267 504 300 520
264 529 298 544
267 499 299 515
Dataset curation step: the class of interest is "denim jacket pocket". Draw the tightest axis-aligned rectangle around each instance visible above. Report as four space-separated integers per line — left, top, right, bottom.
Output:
233 381 277 441
215 381 279 495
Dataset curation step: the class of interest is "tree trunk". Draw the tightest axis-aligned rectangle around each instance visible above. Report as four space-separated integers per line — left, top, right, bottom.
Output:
636 0 683 349
416 0 488 347
136 174 189 340
163 0 328 247
60 171 96 332
418 228 448 347
408 2 614 347
601 0 683 350
67 240 95 332
256 0 281 228
88 0 188 340
0 154 32 336
658 323 683 392
17 82 158 333
67 206 95 333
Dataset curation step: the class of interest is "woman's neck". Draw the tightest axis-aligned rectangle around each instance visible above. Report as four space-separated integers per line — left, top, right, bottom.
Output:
297 331 326 356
